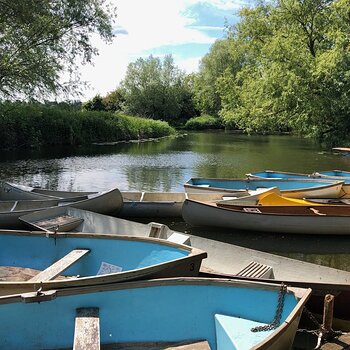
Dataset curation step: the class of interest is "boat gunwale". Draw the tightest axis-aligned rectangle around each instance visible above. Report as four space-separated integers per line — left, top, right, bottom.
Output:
0 230 207 289
184 177 344 194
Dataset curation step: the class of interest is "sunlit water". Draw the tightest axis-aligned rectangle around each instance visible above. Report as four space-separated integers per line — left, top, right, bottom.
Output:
1 131 350 271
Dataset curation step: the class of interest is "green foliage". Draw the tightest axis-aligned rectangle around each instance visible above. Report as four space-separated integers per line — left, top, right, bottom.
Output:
83 89 126 112
121 55 199 124
0 0 116 98
184 115 224 130
0 102 175 150
195 0 350 144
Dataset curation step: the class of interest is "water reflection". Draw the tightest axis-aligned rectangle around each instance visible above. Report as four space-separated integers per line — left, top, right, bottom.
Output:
1 131 350 270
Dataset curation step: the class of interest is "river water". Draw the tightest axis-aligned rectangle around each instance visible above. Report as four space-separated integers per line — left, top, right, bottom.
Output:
1 131 350 271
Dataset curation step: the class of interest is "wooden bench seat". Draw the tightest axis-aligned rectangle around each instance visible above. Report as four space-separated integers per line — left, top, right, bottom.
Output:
100 340 211 349
74 308 100 350
29 249 90 282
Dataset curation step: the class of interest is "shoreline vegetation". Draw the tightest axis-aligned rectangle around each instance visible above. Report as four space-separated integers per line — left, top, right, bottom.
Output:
0 102 176 150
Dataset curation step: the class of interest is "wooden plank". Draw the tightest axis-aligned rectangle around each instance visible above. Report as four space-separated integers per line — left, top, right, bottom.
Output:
74 307 100 350
29 249 90 282
100 340 211 349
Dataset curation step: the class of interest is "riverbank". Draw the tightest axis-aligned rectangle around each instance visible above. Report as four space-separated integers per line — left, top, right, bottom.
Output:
0 102 175 150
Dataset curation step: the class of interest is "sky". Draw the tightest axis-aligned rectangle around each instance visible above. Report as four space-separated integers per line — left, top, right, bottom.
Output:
78 0 248 101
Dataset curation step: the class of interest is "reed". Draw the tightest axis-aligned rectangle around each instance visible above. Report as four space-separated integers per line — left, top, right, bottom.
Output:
0 102 175 149
184 115 224 130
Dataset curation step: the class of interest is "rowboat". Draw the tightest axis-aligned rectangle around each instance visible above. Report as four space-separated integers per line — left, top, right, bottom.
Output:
3 181 96 200
184 178 344 198
182 198 350 235
120 191 248 217
0 187 123 229
332 147 350 155
0 277 311 350
18 207 350 327
0 230 206 296
246 170 314 180
247 170 350 197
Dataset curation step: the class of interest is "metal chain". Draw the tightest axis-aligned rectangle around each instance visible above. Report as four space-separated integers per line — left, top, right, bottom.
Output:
251 283 287 332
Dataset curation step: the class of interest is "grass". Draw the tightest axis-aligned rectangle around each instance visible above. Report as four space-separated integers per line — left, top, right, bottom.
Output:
184 114 224 130
0 102 176 150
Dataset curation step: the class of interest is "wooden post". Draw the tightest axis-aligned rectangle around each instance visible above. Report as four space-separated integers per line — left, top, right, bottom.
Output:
322 294 334 334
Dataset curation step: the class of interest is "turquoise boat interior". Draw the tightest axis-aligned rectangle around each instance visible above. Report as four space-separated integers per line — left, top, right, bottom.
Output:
0 280 304 349
248 171 309 179
318 170 350 177
188 178 336 190
0 233 190 277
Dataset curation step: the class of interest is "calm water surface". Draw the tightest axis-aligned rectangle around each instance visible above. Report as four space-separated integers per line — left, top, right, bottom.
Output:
2 131 350 271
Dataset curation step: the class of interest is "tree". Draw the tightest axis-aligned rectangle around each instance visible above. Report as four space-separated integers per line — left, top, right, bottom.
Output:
121 55 198 124
216 0 350 143
0 0 116 98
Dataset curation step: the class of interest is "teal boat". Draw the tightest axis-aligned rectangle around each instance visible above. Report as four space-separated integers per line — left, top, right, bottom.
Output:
248 170 350 197
0 230 206 296
0 278 311 350
184 177 344 198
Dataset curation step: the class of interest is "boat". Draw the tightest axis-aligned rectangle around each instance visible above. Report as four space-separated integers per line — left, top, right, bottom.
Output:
0 187 123 229
184 178 344 198
0 277 311 350
182 197 350 235
0 230 206 296
3 181 96 200
246 170 350 198
332 147 350 155
246 170 315 180
18 207 350 327
119 191 249 217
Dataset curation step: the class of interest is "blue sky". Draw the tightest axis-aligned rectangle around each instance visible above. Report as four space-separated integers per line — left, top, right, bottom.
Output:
79 0 248 100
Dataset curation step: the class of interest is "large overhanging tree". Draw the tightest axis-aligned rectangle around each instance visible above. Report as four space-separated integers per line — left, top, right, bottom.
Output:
0 0 116 98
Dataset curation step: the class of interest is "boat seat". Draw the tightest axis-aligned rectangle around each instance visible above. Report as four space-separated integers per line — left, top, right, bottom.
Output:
215 314 274 350
149 222 168 239
167 232 191 246
100 340 211 349
33 215 84 232
236 261 274 279
29 249 90 282
74 307 100 350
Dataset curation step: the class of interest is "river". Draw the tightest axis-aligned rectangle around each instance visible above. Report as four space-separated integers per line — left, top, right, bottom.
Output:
1 131 350 272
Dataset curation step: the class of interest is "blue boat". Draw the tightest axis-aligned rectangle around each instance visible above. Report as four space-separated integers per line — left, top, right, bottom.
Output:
248 170 350 197
0 230 206 295
0 278 311 350
184 177 344 198
246 170 313 180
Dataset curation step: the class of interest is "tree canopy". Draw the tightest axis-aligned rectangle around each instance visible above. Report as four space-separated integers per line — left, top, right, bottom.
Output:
120 55 199 124
0 0 116 98
193 0 350 144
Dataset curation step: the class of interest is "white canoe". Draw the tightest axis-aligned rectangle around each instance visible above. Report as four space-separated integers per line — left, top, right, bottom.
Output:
184 177 344 198
182 198 350 235
0 188 123 229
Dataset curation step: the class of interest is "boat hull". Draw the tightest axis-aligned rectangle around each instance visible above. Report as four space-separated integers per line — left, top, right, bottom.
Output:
182 199 350 235
0 278 310 350
184 178 344 199
0 188 123 229
0 231 206 295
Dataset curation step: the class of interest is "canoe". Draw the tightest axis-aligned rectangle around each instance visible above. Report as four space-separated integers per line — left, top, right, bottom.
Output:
182 198 350 235
246 170 314 180
332 147 350 155
4 181 96 200
247 170 350 197
18 207 350 327
184 177 344 198
120 191 249 217
0 187 123 229
0 277 310 350
0 230 206 296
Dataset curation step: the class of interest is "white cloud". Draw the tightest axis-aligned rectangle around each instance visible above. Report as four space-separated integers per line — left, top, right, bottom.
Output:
75 0 239 100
